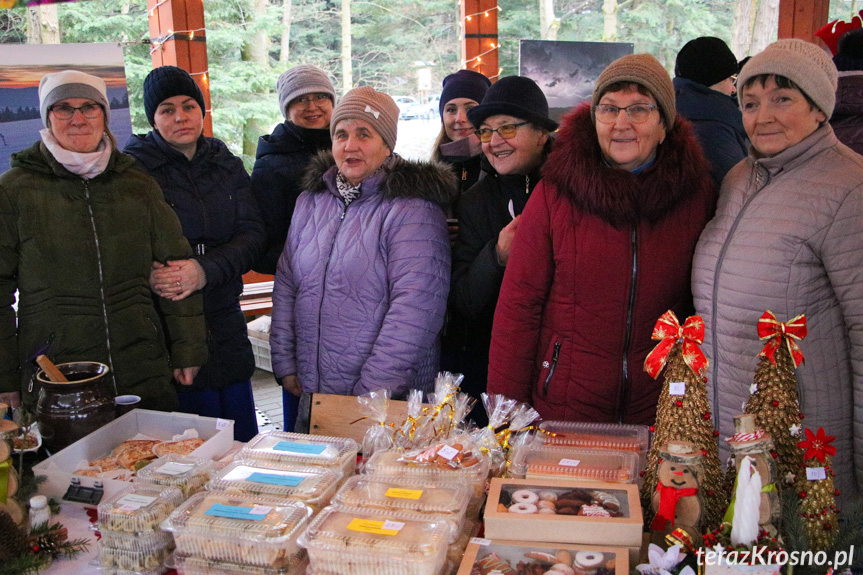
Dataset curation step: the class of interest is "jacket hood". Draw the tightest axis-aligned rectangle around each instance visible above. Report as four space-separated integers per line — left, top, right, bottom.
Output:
541 102 714 227
255 122 332 160
673 77 743 125
833 74 863 119
11 140 135 179
302 150 457 209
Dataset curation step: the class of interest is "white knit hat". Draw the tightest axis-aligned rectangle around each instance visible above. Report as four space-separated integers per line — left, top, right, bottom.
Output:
39 70 110 127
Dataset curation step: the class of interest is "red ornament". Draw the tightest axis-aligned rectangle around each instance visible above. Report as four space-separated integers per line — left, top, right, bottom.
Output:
703 412 711 420
32 545 40 553
824 523 833 530
771 400 780 407
835 489 841 496
713 430 720 437
675 400 683 407
799 413 805 419
707 489 715 496
649 425 655 433
770 450 778 459
797 427 837 462
639 470 646 477
799 491 807 499
702 449 708 457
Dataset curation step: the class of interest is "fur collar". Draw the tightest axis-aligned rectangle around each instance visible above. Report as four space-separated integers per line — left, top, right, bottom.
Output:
302 150 457 209
542 103 714 227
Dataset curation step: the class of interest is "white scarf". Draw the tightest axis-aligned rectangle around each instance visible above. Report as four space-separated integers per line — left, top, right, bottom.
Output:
40 128 112 180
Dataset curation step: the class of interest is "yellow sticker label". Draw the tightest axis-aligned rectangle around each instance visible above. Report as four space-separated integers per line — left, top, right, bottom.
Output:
347 518 403 535
385 488 423 500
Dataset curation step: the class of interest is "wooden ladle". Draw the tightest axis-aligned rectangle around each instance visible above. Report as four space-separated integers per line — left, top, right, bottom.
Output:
36 354 68 383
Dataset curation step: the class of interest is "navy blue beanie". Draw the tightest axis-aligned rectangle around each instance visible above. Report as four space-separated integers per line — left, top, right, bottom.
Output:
439 70 491 117
675 37 738 87
466 75 558 132
143 66 206 127
834 28 863 72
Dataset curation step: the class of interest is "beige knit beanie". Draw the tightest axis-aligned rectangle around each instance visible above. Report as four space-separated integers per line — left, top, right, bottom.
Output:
330 86 399 151
592 53 676 127
737 39 838 118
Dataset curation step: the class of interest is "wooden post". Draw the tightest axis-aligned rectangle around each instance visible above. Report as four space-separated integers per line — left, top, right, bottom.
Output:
146 0 213 137
461 0 499 81
778 0 830 43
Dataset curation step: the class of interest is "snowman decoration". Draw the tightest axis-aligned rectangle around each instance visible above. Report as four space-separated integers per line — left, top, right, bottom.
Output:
650 440 703 536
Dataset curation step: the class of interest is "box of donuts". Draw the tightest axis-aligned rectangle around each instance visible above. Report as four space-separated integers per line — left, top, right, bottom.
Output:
456 539 629 575
483 478 642 548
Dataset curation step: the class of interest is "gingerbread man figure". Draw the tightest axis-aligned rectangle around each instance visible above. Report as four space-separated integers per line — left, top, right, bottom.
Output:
650 440 703 535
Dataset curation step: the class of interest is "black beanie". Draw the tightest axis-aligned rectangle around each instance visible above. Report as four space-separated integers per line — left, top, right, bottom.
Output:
834 28 863 72
675 37 739 87
439 70 491 117
143 65 206 127
466 76 559 132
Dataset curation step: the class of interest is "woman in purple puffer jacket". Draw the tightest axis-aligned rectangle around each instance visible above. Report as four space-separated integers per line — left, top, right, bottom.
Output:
270 86 456 432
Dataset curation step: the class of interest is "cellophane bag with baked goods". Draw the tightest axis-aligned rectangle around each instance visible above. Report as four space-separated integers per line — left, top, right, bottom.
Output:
357 389 393 469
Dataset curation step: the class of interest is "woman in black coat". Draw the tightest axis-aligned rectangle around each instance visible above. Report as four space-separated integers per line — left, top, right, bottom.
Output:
125 66 265 441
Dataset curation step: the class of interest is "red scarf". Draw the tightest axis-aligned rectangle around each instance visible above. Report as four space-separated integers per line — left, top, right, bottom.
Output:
650 481 698 531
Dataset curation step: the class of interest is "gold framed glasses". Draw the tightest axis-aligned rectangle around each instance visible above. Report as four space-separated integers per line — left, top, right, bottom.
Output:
594 103 657 124
474 121 529 143
293 93 331 107
49 103 102 120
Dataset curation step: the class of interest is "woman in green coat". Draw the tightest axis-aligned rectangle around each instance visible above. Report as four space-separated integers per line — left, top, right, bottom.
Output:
0 70 207 412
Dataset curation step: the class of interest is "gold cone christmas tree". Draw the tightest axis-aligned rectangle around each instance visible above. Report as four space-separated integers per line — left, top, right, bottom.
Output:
641 311 727 531
744 312 806 486
794 427 839 551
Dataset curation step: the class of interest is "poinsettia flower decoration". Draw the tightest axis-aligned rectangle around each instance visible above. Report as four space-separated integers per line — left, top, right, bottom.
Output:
797 427 836 462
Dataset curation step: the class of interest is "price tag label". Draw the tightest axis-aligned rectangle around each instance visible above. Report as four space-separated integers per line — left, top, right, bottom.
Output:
248 472 304 487
347 518 403 535
806 467 827 481
471 537 492 546
249 505 272 516
437 445 459 461
385 488 423 500
116 494 157 510
669 381 686 396
216 418 231 430
156 462 195 476
558 458 581 467
205 504 270 521
273 441 328 455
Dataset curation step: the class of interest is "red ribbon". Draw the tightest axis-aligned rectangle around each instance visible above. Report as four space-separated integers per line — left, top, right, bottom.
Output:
650 481 699 531
757 311 806 368
644 311 708 379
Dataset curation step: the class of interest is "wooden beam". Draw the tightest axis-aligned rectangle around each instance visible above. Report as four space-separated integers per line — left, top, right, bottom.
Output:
461 0 499 81
778 0 830 43
146 0 213 137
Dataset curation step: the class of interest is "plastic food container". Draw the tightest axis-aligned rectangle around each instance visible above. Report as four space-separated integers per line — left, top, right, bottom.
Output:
97 484 184 533
508 445 639 483
162 492 312 569
240 432 358 478
298 505 453 575
174 553 308 575
207 460 341 513
362 450 490 500
538 421 649 463
97 541 171 574
99 527 174 553
137 455 215 498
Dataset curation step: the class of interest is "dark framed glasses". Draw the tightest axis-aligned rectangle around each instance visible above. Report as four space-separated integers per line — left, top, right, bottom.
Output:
293 93 331 107
475 121 529 143
49 103 103 120
594 103 657 124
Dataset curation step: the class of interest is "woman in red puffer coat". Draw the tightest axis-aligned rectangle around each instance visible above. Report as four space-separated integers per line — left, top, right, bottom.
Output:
487 54 716 425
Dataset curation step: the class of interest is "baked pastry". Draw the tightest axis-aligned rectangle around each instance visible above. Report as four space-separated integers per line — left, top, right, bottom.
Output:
153 437 204 457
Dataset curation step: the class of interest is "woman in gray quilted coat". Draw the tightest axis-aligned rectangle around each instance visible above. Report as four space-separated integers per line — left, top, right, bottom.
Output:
270 86 455 432
693 39 863 499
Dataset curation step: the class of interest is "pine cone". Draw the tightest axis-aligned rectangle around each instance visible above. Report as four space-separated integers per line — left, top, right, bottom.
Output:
0 509 29 563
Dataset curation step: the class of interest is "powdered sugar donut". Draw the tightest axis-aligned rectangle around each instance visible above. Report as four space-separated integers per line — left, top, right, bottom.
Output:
538 507 556 514
511 489 539 504
548 564 576 575
508 502 538 514
574 551 605 569
537 499 556 510
538 490 558 501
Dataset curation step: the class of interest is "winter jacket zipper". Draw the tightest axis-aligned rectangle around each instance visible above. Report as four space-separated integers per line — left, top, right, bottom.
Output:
82 179 118 395
543 341 561 395
618 226 638 423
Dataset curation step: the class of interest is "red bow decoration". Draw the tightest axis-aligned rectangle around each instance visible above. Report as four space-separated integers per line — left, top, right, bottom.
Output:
644 311 708 379
797 427 836 463
757 311 806 368
815 11 863 55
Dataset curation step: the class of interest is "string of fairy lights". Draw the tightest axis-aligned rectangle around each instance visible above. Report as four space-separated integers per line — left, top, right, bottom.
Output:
460 3 503 78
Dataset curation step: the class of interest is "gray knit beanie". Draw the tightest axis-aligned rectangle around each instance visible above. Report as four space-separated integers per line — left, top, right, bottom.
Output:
592 53 676 127
277 65 336 119
737 39 838 118
39 70 110 128
330 86 399 151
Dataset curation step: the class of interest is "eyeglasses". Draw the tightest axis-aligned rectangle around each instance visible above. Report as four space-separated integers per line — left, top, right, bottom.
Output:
594 103 657 124
293 93 331 107
474 121 529 143
49 103 102 120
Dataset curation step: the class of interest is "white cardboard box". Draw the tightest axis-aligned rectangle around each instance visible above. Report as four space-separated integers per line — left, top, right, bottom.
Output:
33 409 233 505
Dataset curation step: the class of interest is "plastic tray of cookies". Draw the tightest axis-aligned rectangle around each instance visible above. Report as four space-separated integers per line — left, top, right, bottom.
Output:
332 475 471 518
98 484 184 533
446 517 481 567
97 541 171 574
240 432 358 478
174 553 308 575
362 449 490 499
98 526 175 553
162 492 312 569
298 505 453 575
508 446 639 483
137 455 215 498
207 460 341 512
538 421 649 460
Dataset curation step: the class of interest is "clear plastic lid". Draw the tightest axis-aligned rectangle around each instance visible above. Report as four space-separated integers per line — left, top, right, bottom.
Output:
98 527 174 553
162 492 312 569
333 475 471 517
240 432 358 477
174 553 307 575
298 505 453 575
207 460 341 511
509 445 639 483
362 450 490 498
538 421 649 453
97 541 171 574
98 484 184 533
136 455 215 498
